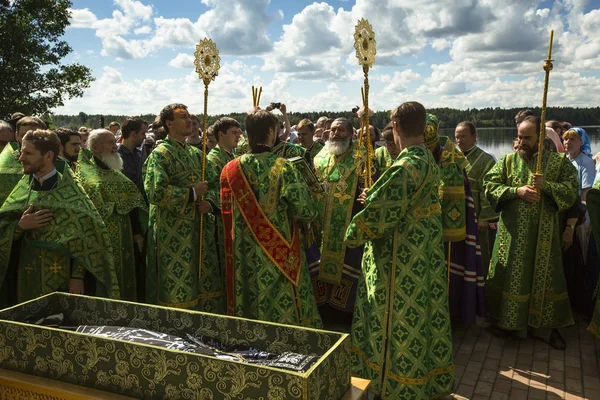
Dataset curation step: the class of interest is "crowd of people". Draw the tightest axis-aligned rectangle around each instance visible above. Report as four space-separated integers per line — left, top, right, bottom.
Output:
0 102 599 399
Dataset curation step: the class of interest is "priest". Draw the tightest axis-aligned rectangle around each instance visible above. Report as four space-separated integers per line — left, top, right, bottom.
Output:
346 102 455 399
0 130 119 305
77 129 148 302
484 115 578 349
221 109 322 328
144 103 222 313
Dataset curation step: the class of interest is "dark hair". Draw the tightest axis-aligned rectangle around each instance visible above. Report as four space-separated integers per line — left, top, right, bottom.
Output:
561 121 572 131
55 127 79 146
190 115 200 123
160 103 188 133
546 120 562 133
22 129 61 162
515 109 534 125
121 117 147 139
390 101 426 138
16 116 47 132
521 115 541 135
153 127 167 142
332 118 354 136
212 117 241 142
370 124 380 141
382 122 394 141
245 110 277 148
456 121 477 136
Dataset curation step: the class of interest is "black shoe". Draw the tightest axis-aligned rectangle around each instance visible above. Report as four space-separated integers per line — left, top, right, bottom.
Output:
546 329 566 350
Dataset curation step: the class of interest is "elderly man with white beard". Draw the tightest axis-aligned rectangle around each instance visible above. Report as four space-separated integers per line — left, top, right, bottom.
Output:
76 129 147 302
313 118 371 326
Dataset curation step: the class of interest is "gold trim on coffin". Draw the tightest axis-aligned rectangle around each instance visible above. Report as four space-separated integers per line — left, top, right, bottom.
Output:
0 293 350 378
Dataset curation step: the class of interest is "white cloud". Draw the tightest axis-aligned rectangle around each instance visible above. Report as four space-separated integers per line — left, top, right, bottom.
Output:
168 53 194 69
431 39 451 51
69 0 281 59
134 26 152 35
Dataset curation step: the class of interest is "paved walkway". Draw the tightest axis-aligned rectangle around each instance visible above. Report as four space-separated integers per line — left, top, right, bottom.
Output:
451 316 600 400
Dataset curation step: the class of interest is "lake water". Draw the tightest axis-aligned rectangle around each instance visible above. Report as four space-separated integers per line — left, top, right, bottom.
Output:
438 126 600 159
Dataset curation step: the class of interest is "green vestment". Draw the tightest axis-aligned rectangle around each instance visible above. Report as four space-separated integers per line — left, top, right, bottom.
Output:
313 142 366 311
272 138 312 165
374 146 394 176
437 136 468 243
76 153 148 302
0 166 120 303
484 151 578 330
306 141 324 161
346 145 455 399
226 153 322 328
586 179 600 338
0 142 22 207
206 145 234 286
465 145 498 272
143 137 222 312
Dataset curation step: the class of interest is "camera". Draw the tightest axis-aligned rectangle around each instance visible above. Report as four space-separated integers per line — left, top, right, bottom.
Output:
270 102 281 109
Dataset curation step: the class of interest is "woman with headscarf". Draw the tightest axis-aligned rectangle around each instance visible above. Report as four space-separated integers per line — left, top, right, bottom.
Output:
562 127 597 319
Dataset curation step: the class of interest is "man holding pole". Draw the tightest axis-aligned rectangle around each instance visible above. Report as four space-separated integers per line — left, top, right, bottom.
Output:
484 115 578 349
144 103 222 312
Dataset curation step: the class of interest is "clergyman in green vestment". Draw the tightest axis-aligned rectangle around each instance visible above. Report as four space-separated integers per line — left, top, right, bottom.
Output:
144 103 223 313
455 121 499 275
77 130 148 302
0 130 120 305
220 110 322 328
206 117 243 287
313 118 368 321
346 102 455 399
484 115 578 349
0 117 47 207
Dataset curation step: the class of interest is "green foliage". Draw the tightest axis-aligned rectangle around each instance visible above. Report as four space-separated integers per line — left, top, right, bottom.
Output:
0 0 94 118
51 107 600 132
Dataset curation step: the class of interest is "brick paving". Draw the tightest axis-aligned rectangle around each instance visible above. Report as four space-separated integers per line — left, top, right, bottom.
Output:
451 316 600 400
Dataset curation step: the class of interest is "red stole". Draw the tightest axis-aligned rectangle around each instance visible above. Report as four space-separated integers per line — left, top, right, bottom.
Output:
221 158 302 316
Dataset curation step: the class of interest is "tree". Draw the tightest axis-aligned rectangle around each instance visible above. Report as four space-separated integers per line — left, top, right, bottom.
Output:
0 0 94 118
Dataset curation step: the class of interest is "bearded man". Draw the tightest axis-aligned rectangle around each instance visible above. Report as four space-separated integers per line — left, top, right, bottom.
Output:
56 128 81 171
0 130 119 306
76 129 147 302
313 118 369 324
484 115 578 349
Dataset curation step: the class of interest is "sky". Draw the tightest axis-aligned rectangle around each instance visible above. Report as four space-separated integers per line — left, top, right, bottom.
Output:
55 0 600 116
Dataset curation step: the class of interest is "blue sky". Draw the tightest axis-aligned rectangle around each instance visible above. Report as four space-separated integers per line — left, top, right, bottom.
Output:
56 0 600 116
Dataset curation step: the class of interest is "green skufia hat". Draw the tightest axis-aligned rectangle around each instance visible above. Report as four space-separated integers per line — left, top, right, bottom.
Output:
425 113 439 149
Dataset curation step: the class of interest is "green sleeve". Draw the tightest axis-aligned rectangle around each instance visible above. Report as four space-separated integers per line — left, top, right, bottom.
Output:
345 164 410 248
71 260 86 279
281 163 318 223
204 158 221 212
478 157 499 221
541 156 578 212
143 151 190 215
484 155 518 213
